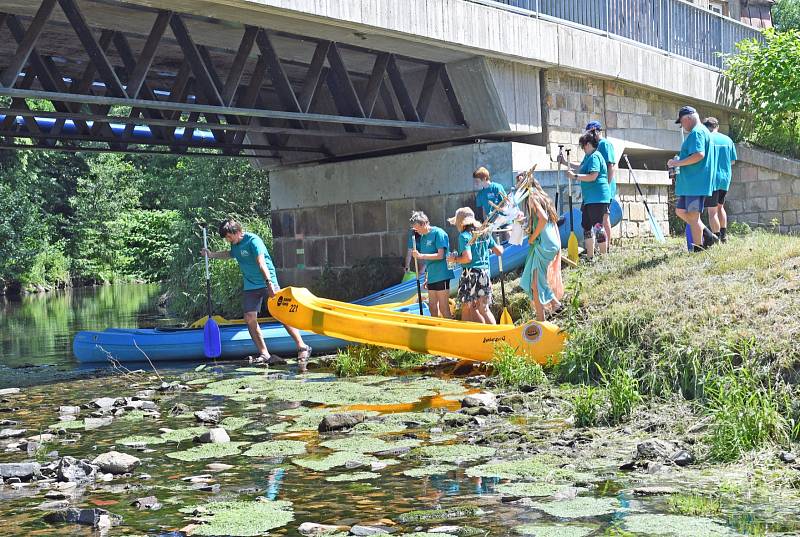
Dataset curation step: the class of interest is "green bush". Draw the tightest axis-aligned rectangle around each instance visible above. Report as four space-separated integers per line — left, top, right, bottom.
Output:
333 345 389 377
491 343 547 389
19 240 71 289
113 209 182 281
601 366 642 424
573 385 603 428
704 363 789 462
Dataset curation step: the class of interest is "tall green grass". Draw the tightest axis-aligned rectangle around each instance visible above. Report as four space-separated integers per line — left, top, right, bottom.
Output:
491 343 547 389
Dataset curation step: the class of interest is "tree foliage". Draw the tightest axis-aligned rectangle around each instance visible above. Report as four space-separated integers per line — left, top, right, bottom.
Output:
724 28 800 158
773 0 800 31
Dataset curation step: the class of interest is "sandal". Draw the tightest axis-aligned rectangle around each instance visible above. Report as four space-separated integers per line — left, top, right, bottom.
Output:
297 345 312 361
249 353 286 365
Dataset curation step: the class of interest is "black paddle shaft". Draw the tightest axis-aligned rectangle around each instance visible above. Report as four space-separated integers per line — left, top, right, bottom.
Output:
413 231 424 316
566 149 574 232
623 155 657 220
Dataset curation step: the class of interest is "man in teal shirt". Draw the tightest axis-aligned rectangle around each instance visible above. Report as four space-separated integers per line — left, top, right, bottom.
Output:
201 218 310 364
585 121 617 250
703 117 738 243
667 106 717 252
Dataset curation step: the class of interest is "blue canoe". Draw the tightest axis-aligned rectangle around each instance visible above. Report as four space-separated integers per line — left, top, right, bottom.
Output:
72 241 530 363
558 198 623 247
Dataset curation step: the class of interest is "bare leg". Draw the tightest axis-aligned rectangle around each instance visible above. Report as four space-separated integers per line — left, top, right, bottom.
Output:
245 311 268 356
480 297 496 325
708 206 721 233
470 302 486 324
585 236 595 259
531 269 544 322
718 204 727 229
428 295 440 317
283 324 307 352
676 208 704 247
438 291 452 319
603 212 612 252
599 238 608 255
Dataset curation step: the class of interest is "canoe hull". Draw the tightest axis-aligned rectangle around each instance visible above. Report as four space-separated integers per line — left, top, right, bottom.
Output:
269 288 566 364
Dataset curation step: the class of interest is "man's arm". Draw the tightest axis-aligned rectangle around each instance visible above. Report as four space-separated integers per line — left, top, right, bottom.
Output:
668 152 704 168
201 248 231 259
256 254 276 297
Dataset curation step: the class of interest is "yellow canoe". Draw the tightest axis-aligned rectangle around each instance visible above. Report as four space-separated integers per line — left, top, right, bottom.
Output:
268 287 566 364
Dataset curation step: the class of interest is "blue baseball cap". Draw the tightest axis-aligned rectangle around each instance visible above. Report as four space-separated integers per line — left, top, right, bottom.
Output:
585 120 602 131
675 105 697 123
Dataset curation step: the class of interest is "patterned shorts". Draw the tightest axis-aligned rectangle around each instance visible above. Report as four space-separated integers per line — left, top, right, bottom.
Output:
457 268 493 304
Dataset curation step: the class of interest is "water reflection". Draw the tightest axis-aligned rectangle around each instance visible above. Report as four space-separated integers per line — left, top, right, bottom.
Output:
0 284 167 369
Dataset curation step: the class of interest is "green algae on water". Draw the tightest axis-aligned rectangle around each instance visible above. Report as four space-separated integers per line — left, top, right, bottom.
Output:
48 420 85 430
402 464 458 477
166 441 249 462
160 426 209 443
325 471 380 482
514 524 597 537
292 451 377 472
466 455 578 481
220 417 252 430
495 482 567 498
320 436 421 453
117 435 167 447
413 444 495 463
622 514 737 536
182 499 294 536
243 440 307 457
528 497 621 518
351 421 409 434
398 505 482 523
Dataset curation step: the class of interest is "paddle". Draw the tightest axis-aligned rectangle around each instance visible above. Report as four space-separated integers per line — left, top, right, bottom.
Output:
555 144 563 214
201 224 222 358
412 231 424 316
623 154 666 243
566 148 579 264
497 253 513 325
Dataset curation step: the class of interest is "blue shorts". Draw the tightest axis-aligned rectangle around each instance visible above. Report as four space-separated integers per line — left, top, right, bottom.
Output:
676 195 705 213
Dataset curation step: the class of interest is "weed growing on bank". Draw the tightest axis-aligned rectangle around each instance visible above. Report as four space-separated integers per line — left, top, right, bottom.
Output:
333 345 433 377
491 343 547 389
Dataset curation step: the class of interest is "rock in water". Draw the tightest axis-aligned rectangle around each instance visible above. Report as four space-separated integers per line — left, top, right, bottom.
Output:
194 428 230 444
318 413 367 432
56 457 97 483
0 462 41 480
91 451 141 475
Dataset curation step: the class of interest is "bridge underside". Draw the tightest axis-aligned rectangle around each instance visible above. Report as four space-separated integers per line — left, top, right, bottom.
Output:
0 0 482 163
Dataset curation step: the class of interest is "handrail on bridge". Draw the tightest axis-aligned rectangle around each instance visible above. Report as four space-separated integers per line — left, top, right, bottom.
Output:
470 0 763 70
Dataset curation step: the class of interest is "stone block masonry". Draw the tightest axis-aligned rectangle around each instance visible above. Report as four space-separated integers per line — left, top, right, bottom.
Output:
725 145 800 235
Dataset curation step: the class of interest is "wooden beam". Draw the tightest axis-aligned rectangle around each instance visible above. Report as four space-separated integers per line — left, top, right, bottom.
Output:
221 26 258 106
297 40 330 114
362 53 390 118
0 0 56 88
125 10 171 99
385 55 420 122
326 42 366 121
416 63 441 122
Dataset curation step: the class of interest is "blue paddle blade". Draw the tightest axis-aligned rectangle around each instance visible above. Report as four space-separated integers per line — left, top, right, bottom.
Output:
203 317 222 358
645 206 666 243
685 225 693 251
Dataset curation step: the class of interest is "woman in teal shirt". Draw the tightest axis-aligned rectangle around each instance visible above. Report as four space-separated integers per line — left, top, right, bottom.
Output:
410 211 454 318
562 133 611 259
447 207 504 324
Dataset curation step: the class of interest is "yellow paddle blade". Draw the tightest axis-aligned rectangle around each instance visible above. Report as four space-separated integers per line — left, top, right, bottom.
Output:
568 232 579 264
499 308 514 325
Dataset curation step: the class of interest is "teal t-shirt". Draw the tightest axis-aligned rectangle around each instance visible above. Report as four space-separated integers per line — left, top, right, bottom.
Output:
230 232 278 291
457 230 496 271
677 123 715 197
578 152 611 204
418 226 453 284
711 132 737 191
596 138 617 200
476 182 507 220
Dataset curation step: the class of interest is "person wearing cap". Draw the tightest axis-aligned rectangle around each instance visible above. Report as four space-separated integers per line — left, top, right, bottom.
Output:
667 106 717 251
473 166 508 223
447 207 504 324
560 133 612 259
520 178 563 321
585 121 617 249
703 117 737 243
409 210 454 318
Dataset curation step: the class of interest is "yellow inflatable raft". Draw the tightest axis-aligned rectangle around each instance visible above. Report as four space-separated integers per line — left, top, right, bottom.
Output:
268 287 565 364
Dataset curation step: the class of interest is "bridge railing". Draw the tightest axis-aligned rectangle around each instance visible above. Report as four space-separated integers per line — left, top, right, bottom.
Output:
474 0 763 69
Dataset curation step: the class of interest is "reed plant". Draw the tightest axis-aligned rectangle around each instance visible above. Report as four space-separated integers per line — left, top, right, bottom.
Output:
491 343 547 389
573 385 603 428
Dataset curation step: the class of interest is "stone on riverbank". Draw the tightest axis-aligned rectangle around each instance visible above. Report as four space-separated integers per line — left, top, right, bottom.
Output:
318 412 367 432
195 428 230 444
298 521 349 535
43 507 122 529
55 456 97 483
460 392 497 409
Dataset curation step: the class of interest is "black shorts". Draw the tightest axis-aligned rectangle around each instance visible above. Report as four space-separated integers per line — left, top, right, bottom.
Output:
705 189 728 207
581 203 609 233
427 279 450 291
242 285 278 313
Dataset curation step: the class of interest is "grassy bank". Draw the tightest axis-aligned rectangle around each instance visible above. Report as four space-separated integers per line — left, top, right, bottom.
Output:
336 229 800 463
